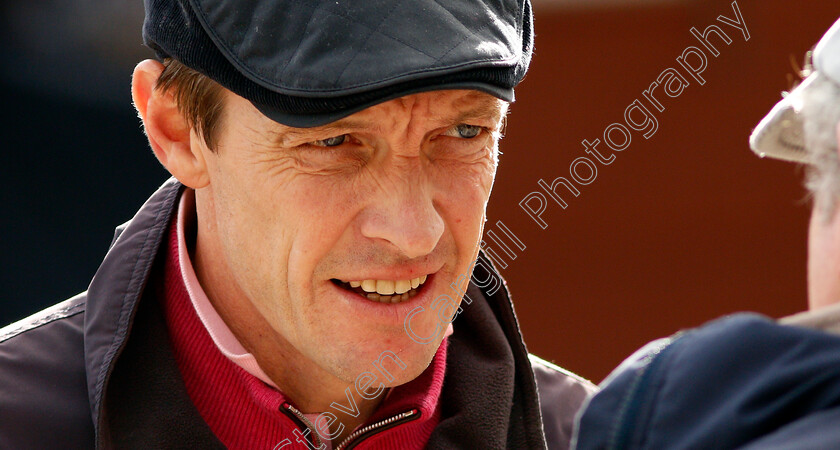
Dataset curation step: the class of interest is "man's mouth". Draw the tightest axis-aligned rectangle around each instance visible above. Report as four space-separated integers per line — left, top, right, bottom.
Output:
331 275 428 304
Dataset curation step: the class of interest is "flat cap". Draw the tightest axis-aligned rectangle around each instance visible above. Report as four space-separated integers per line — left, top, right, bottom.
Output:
143 0 534 127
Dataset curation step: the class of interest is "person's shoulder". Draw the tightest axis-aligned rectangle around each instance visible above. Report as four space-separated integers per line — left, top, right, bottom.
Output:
0 293 87 343
529 354 597 397
574 313 840 450
0 293 95 448
528 354 597 449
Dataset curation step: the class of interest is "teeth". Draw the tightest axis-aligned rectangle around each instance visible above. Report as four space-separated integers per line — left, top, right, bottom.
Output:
361 280 376 292
346 275 430 294
394 280 411 294
376 280 395 295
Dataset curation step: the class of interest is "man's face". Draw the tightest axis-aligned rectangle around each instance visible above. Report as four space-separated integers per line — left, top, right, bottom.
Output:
196 89 506 385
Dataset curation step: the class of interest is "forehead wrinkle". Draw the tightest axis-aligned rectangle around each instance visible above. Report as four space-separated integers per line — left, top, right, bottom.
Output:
378 90 505 119
399 92 508 133
428 91 507 127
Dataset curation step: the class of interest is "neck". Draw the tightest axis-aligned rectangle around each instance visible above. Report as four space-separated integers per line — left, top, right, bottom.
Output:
228 309 385 442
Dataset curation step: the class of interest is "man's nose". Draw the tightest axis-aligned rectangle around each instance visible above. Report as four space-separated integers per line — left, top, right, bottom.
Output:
359 181 445 260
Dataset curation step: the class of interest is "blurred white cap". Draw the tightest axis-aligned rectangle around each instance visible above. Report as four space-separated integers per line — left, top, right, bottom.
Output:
749 17 840 163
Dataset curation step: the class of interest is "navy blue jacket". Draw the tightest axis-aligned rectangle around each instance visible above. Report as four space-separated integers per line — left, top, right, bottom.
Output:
573 314 840 449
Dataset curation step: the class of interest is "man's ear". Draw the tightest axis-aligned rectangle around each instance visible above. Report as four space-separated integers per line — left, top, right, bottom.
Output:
131 59 210 189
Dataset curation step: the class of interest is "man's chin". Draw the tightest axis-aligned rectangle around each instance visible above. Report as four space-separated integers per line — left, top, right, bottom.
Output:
326 336 443 389
307 274 452 385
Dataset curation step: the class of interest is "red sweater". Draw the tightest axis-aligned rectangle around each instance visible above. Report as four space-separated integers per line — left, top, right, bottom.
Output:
160 213 446 449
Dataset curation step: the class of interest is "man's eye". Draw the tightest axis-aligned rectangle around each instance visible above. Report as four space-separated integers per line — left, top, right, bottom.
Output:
444 124 484 139
311 135 348 147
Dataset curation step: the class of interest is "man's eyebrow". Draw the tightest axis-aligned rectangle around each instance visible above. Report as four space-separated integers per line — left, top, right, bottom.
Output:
271 119 371 146
452 99 506 124
270 98 504 145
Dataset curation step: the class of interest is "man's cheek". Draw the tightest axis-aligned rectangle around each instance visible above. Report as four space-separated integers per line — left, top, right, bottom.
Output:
446 173 494 214
465 163 496 205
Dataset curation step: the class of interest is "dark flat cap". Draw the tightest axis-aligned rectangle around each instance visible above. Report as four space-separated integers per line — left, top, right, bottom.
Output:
143 0 533 127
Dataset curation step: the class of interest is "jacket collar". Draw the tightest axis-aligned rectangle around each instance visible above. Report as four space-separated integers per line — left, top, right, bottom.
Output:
83 178 546 448
428 275 546 448
84 178 183 439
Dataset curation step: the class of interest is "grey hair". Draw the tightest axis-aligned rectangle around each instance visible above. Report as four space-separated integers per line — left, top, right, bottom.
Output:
801 72 840 220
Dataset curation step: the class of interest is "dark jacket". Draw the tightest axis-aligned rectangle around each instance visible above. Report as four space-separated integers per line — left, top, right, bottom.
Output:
573 313 840 450
0 178 595 449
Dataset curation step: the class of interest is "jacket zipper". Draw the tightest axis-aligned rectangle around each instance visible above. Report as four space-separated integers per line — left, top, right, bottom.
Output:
280 402 324 449
334 408 419 450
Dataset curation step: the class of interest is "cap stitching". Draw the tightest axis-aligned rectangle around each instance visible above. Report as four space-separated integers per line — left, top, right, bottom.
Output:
277 5 320 83
325 8 439 61
333 0 407 88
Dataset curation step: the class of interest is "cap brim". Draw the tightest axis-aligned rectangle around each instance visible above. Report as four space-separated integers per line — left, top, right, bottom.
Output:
749 75 813 164
253 82 514 128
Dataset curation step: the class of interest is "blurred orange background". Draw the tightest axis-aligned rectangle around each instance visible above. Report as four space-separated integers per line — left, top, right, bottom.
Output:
492 0 840 381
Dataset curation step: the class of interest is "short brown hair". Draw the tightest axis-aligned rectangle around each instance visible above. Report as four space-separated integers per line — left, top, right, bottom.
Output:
155 58 225 150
